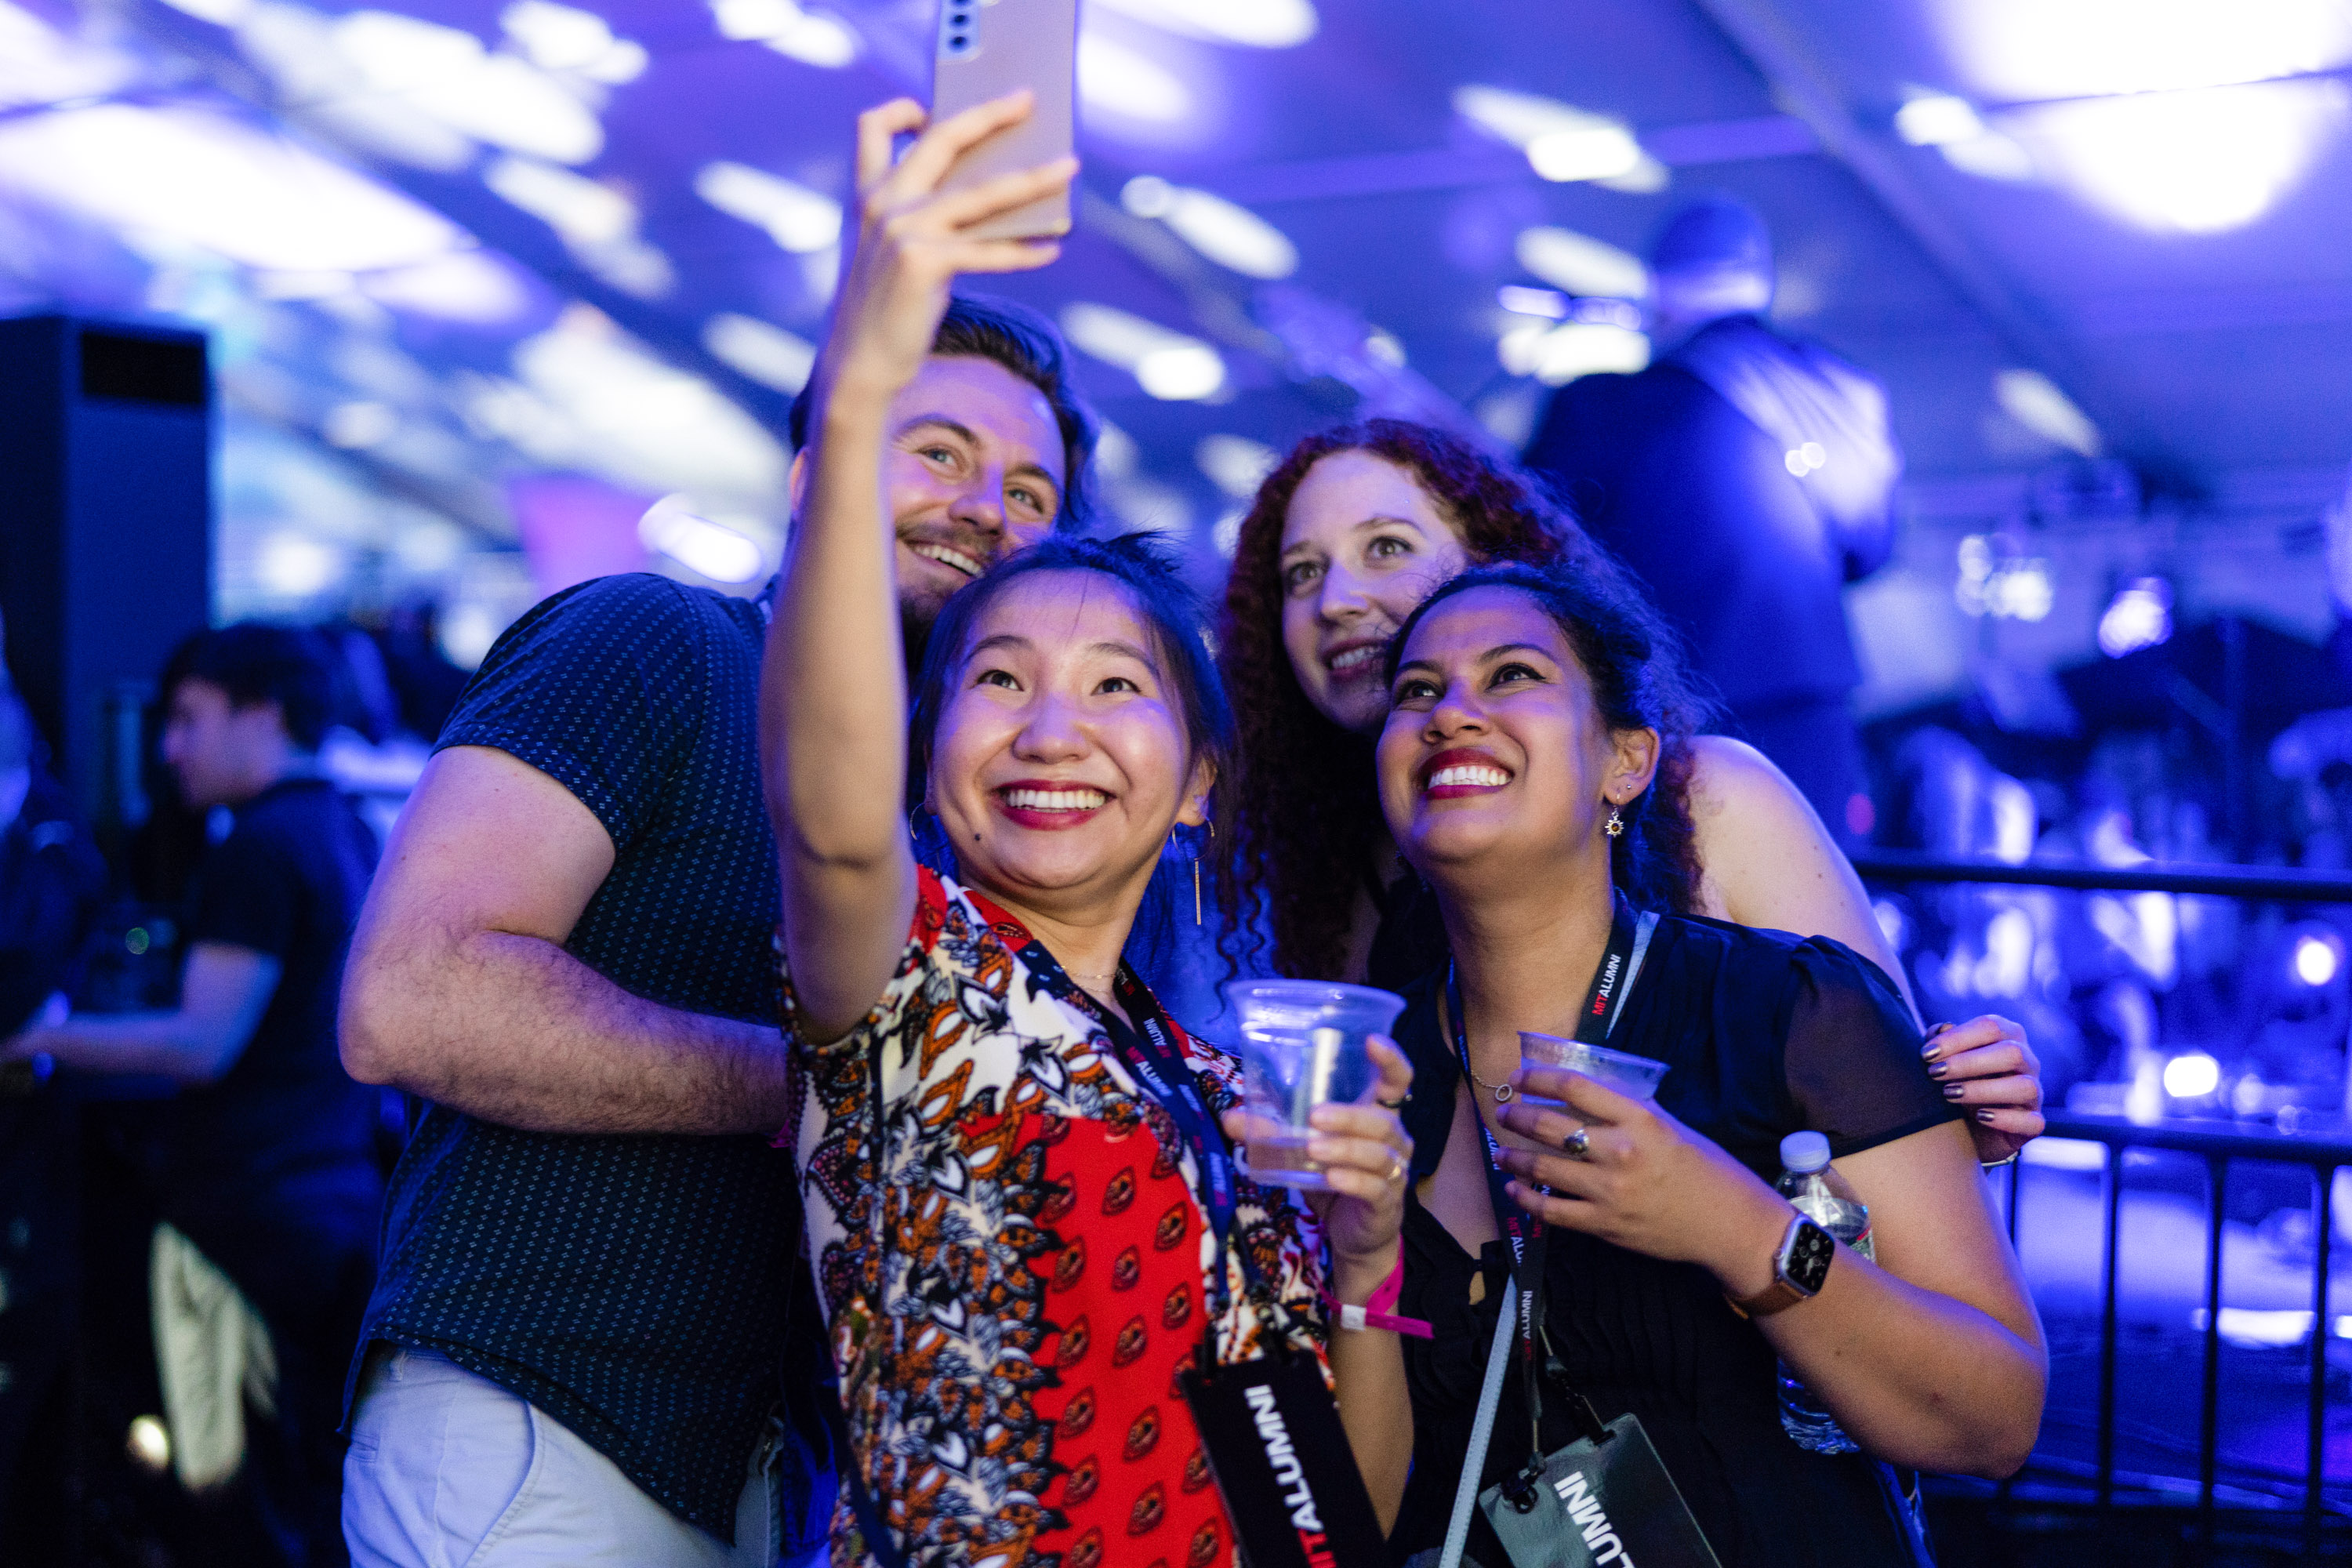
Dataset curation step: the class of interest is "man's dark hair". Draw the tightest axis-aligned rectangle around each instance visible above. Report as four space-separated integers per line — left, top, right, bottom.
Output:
788 293 1098 531
176 622 336 752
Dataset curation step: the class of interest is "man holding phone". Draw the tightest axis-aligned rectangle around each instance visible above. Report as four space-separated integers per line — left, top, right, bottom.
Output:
337 93 1084 1568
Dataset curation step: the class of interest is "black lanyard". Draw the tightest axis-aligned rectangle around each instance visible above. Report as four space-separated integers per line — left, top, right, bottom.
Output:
1016 941 1245 1319
1446 891 1646 1454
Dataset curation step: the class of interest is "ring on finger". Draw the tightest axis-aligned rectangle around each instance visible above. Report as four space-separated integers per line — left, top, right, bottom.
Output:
1562 1125 1592 1160
1386 1155 1405 1184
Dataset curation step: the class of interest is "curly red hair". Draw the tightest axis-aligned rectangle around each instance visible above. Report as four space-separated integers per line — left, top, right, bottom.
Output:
1217 419 1702 979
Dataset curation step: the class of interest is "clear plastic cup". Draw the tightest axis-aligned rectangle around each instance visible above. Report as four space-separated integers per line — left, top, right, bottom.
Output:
1223 980 1406 1192
1515 1032 1670 1103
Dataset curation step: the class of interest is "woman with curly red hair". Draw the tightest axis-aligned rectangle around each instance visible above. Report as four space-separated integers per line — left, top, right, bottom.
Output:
1217 418 2045 1162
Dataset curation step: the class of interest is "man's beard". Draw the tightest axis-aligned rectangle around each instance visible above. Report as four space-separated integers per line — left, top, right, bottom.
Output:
901 593 942 684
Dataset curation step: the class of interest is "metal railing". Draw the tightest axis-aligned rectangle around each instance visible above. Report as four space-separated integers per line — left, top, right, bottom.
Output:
1857 853 2351 1557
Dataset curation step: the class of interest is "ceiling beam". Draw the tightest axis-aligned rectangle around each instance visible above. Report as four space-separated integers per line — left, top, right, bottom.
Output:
1686 0 2185 476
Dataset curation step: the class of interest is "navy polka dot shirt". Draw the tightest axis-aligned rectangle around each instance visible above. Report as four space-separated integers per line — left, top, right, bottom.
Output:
352 573 808 1539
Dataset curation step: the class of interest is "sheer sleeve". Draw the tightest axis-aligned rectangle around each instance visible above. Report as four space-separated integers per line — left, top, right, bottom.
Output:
1780 938 1960 1159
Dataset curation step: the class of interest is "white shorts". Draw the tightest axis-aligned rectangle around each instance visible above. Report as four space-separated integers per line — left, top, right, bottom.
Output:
343 1347 806 1568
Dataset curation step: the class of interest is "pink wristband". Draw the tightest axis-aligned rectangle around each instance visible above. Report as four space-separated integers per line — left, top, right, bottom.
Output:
1324 1252 1432 1339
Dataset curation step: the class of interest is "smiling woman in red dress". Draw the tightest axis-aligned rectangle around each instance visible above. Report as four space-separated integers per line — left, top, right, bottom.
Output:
763 96 1419 1568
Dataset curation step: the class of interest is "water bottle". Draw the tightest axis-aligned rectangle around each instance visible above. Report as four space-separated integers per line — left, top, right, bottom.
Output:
1773 1130 1871 1454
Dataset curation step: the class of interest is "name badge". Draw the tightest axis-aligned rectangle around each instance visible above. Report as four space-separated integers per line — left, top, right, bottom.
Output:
1480 1414 1721 1568
1180 1347 1388 1568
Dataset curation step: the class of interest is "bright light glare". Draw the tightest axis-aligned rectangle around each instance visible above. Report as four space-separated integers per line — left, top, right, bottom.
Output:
1936 0 2352 101
324 401 398 448
1122 177 1296 278
712 0 859 67
1060 303 1226 400
639 495 765 583
0 106 462 272
695 162 841 252
1994 369 2101 456
1079 34 1192 124
126 1416 172 1473
501 2 647 82
159 0 253 22
2295 934 2341 987
2097 579 2172 658
1937 129 2038 183
1895 94 1984 146
1196 434 1279 499
2162 1051 2221 1099
333 10 604 165
1454 86 1642 184
2018 80 2347 233
702 313 817 395
485 156 635 244
1091 0 1316 48
1497 321 1650 386
1528 125 1643 183
361 251 532 323
257 533 343 597
1954 533 2055 622
1514 227 1647 300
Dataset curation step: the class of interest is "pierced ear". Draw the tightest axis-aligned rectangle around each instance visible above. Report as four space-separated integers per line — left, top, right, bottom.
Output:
1611 726 1662 801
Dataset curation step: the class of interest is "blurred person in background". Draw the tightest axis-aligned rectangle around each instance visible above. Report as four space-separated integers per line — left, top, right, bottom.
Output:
4 622 381 1566
332 287 1093 1568
0 648 109 1561
1521 194 1899 840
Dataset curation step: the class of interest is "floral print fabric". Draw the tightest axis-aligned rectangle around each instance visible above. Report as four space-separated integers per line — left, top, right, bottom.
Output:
783 868 1329 1568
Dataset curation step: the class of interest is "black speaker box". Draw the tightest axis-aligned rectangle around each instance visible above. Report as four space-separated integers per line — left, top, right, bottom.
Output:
0 315 211 829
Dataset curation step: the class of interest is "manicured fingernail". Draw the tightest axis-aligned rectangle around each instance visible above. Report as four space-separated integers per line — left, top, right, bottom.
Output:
1944 1083 1967 1100
1976 1109 1998 1123
1926 1062 1948 1080
1920 1043 1940 1061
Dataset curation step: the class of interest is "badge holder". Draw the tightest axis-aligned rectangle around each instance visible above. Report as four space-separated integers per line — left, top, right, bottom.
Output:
1472 1221 1721 1568
1178 1234 1389 1568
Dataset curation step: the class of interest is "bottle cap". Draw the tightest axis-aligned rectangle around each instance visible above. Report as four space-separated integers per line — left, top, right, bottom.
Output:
1780 1131 1831 1174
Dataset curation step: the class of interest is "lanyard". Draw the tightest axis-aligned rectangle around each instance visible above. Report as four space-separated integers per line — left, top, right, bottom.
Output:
1446 891 1651 1453
1012 938 1245 1318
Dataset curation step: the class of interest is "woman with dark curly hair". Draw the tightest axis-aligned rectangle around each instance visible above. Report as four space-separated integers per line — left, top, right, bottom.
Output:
1217 418 2045 1163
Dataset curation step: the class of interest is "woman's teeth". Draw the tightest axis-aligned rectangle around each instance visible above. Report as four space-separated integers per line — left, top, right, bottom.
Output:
1327 645 1381 677
912 543 984 578
1427 764 1510 791
1002 787 1109 811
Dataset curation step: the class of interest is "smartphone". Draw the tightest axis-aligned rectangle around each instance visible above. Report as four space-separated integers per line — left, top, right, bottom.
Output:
930 0 1076 241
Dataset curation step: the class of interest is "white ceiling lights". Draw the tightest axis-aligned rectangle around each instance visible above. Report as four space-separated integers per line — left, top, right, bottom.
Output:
1061 303 1227 401
484 156 675 298
0 105 462 272
331 10 604 165
1931 0 2352 231
1497 320 1650 386
639 494 767 583
1454 85 1664 191
1079 34 1194 125
499 1 648 83
695 162 843 254
1090 0 1316 49
1122 176 1297 278
1513 227 1647 300
711 0 860 68
703 314 818 395
1994 369 2101 456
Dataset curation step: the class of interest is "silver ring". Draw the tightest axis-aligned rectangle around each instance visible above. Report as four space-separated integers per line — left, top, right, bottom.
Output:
1562 1126 1592 1160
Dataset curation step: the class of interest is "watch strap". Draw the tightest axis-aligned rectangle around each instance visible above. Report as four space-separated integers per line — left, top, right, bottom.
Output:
1727 1214 1825 1319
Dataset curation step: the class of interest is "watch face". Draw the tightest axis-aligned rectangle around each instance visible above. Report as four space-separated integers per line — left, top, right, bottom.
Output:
1784 1219 1836 1295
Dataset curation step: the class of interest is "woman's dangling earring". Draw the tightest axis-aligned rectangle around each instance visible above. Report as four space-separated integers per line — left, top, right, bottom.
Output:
1604 802 1625 838
1192 819 1213 926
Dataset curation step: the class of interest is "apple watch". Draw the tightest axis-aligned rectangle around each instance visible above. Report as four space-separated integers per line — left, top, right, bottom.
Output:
1729 1213 1836 1318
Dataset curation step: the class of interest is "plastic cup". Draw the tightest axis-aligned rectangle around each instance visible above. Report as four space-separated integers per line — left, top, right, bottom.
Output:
1223 980 1406 1192
1515 1032 1670 1104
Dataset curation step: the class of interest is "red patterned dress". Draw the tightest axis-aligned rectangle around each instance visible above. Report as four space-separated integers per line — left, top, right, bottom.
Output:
782 868 1332 1568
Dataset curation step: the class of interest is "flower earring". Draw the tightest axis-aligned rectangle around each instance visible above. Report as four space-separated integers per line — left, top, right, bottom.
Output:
1604 803 1624 838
